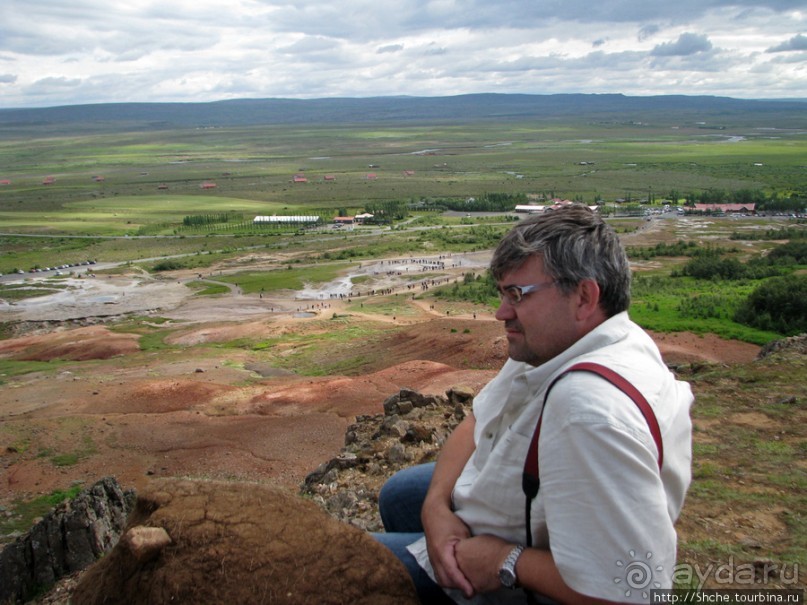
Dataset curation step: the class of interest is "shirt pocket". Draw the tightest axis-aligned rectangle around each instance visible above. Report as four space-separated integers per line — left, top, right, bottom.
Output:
469 426 533 529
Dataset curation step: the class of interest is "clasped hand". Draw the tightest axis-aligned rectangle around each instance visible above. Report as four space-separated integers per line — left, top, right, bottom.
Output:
426 508 513 599
455 534 514 595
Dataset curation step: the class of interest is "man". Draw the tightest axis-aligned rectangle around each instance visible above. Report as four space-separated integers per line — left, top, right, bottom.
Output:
374 205 693 604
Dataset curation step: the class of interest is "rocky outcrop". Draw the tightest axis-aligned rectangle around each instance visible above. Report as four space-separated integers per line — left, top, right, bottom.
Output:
301 385 475 530
757 333 807 359
0 476 135 604
71 478 419 605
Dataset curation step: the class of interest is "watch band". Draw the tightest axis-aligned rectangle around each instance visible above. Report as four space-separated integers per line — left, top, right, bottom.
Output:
498 544 525 588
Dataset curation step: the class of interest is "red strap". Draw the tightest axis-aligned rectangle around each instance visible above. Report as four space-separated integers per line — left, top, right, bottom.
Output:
523 362 663 499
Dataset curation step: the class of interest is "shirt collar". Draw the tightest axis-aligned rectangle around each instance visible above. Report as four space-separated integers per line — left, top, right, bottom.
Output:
517 311 631 393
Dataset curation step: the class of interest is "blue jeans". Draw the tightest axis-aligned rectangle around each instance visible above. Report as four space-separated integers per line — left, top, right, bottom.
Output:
373 463 455 604
373 464 559 605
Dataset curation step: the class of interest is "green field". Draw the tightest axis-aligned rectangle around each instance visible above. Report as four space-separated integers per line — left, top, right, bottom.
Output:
1 114 805 345
1 117 803 251
2 118 804 236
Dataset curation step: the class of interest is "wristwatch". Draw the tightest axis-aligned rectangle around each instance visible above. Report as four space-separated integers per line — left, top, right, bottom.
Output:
498 544 525 589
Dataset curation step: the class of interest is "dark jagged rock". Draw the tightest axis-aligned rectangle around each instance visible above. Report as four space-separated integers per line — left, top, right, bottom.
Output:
301 386 475 531
757 333 807 359
0 477 136 604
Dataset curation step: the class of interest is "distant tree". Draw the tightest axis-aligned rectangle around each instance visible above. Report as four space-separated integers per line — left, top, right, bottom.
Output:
698 189 728 204
677 247 783 280
365 200 408 222
152 260 185 272
681 255 746 280
734 275 807 335
766 241 807 264
757 194 806 214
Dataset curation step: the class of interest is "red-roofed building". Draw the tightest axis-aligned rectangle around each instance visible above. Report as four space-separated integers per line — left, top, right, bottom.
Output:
200 182 217 189
693 203 756 214
366 173 377 180
0 179 10 185
293 174 308 183
42 176 55 185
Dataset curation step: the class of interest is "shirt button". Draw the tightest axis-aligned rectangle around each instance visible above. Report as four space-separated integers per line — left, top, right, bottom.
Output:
486 432 494 439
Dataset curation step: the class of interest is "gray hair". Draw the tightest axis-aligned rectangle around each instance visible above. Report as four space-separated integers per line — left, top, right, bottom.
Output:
490 205 631 316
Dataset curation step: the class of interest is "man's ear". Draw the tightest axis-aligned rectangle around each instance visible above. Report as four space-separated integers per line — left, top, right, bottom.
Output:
575 279 602 321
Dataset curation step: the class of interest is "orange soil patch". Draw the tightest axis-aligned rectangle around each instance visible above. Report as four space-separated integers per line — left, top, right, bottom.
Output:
0 326 140 361
245 360 496 419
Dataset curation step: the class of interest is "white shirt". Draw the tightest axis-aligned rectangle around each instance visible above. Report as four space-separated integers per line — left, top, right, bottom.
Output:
408 312 693 603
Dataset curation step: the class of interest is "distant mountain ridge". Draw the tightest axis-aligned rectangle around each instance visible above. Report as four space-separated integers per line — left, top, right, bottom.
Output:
1 93 805 133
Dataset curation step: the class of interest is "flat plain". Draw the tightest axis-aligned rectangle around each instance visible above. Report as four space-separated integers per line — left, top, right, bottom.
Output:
0 99 805 597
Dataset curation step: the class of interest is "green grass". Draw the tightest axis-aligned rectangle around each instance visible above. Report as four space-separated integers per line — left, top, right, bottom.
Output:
346 298 419 317
0 485 84 541
136 330 175 352
0 282 68 301
676 345 807 573
215 262 352 294
218 317 389 375
0 359 62 383
187 280 231 296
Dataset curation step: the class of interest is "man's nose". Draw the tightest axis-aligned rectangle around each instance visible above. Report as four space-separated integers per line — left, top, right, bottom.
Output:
495 300 516 321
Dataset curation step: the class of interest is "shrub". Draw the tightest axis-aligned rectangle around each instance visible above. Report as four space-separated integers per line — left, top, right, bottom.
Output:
734 275 807 335
766 241 807 264
152 260 186 272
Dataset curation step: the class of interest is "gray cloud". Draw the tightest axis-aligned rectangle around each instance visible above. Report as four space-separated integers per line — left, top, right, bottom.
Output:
30 76 83 88
377 44 404 54
279 36 340 55
638 24 660 42
651 33 713 57
422 43 448 56
1 0 804 107
766 34 807 52
249 0 799 40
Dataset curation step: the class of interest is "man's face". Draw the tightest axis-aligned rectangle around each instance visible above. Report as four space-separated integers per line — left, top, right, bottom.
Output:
494 255 580 367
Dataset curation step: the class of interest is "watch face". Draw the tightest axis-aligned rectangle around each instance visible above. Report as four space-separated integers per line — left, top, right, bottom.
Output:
499 568 517 588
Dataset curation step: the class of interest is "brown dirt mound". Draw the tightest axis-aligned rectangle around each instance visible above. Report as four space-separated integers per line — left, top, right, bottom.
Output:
0 326 140 361
648 330 759 365
246 359 495 418
165 320 289 346
72 479 418 605
364 317 759 369
87 379 239 414
352 317 509 373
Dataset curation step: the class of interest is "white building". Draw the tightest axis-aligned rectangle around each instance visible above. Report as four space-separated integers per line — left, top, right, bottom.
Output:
253 215 320 225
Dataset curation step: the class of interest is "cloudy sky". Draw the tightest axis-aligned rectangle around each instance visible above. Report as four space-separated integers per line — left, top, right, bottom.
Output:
1 0 805 108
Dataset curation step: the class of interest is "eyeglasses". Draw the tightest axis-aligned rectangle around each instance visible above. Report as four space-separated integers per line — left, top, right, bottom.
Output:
497 281 556 305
